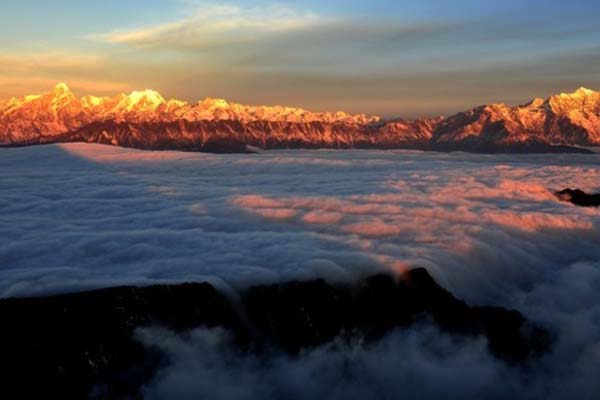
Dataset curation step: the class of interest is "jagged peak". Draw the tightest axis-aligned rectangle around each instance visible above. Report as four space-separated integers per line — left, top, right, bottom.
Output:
48 83 76 103
165 99 187 109
45 82 75 103
127 89 165 103
24 94 41 103
41 82 76 113
575 86 595 95
81 95 110 108
0 83 381 123
4 82 597 129
53 82 71 93
117 89 166 111
547 87 599 115
200 97 230 109
166 98 186 106
523 97 546 108
481 102 510 112
557 86 597 98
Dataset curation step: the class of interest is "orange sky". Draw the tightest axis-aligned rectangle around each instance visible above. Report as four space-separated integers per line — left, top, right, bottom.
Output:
2 1 600 117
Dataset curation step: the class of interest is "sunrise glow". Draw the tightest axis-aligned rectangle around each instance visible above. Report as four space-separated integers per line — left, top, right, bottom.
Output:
1 2 600 399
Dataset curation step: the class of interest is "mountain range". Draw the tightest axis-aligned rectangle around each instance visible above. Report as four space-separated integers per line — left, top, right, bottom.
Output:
1 83 599 153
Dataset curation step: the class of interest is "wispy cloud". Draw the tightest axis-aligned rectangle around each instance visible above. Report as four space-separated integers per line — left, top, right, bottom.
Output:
89 4 328 49
0 52 105 73
0 51 131 97
4 2 600 115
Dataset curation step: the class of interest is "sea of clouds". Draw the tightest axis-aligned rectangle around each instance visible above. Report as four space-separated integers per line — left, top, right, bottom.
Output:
1 143 599 398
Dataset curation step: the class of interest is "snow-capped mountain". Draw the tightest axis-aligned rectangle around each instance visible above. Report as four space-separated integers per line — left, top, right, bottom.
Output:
1 83 599 152
431 87 600 150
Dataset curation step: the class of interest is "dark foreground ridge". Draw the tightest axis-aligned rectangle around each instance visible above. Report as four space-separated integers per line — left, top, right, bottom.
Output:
556 188 600 207
0 268 549 398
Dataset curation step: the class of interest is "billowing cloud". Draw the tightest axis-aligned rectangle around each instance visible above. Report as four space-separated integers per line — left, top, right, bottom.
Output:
1 143 599 307
1 143 600 398
139 267 600 400
138 326 508 400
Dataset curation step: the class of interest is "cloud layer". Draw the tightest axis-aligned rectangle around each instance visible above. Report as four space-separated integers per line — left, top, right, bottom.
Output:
1 144 599 304
1 143 600 398
92 4 326 49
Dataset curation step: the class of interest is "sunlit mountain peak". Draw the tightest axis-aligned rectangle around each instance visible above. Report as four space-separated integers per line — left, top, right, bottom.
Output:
556 86 597 99
200 97 230 109
118 89 166 111
1 83 599 150
574 86 594 96
53 82 71 93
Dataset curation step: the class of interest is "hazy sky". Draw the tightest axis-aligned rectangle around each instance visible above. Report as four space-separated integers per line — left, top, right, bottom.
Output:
2 0 600 117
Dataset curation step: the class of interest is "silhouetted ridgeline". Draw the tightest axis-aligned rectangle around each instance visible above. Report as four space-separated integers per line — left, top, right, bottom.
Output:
0 268 549 399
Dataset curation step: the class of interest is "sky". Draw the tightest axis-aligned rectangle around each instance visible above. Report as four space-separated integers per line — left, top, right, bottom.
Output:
1 0 600 117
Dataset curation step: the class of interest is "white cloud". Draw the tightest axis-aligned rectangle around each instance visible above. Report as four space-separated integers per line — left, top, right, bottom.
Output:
1 143 599 305
1 143 600 398
138 326 507 400
89 4 328 49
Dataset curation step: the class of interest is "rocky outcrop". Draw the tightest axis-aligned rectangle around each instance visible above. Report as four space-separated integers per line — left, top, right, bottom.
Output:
0 282 239 398
1 83 599 153
243 269 548 359
556 188 600 207
0 269 549 399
